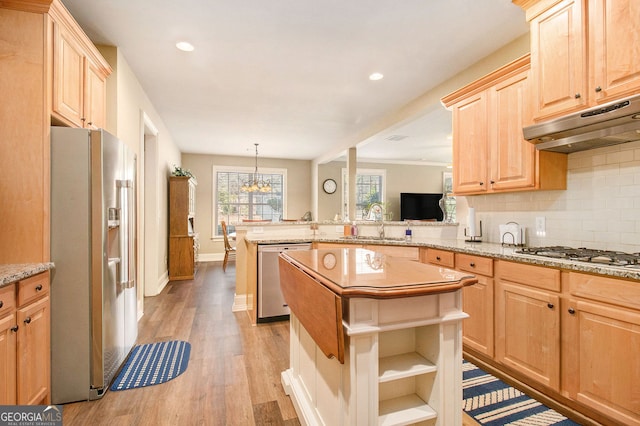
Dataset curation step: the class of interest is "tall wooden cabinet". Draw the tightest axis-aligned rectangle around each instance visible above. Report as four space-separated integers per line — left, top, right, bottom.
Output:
169 176 197 281
515 0 640 121
442 55 567 195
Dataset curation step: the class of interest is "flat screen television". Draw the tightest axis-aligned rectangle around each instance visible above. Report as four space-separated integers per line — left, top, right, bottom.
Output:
400 193 443 221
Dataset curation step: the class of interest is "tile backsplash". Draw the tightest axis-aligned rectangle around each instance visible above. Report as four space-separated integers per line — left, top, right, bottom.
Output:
458 140 640 253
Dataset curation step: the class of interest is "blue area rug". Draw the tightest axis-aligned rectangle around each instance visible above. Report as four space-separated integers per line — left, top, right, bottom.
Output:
110 340 191 391
463 361 580 425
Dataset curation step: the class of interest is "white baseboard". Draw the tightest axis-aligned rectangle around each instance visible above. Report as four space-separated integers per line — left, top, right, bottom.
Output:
232 293 248 312
197 252 225 262
145 271 169 297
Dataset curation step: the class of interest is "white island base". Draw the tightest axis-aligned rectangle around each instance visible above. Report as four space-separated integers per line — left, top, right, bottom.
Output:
281 290 467 426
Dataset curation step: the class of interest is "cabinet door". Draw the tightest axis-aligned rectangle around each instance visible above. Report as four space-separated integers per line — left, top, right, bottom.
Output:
84 59 106 129
489 71 536 191
462 276 494 357
589 0 640 103
530 0 587 120
0 313 17 405
16 296 50 405
563 299 640 425
452 92 488 194
169 236 195 280
496 281 560 390
52 22 84 127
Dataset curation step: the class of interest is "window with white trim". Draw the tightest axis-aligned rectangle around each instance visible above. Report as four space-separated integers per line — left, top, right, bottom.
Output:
341 168 386 220
213 166 287 236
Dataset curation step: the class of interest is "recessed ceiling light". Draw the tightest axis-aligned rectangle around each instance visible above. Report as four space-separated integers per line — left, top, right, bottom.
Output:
369 72 384 81
176 41 195 52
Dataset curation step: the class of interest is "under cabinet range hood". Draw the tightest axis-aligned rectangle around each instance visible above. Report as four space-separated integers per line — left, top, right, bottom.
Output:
523 94 640 153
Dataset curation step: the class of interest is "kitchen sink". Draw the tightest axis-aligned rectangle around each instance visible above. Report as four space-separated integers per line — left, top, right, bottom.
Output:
340 236 406 243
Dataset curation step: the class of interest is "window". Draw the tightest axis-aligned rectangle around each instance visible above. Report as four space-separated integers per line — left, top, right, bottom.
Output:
213 166 287 236
341 168 386 220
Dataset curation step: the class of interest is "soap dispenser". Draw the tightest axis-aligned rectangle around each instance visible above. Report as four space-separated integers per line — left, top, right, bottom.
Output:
405 223 412 242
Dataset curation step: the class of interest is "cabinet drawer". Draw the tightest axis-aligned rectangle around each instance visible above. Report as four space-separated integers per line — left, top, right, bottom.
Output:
0 284 16 317
498 260 560 292
455 253 493 277
423 249 455 268
17 272 49 307
569 272 640 311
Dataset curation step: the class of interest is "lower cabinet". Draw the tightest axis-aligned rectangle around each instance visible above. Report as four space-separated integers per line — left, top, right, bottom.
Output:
169 236 195 280
0 271 50 405
563 272 640 426
495 261 561 391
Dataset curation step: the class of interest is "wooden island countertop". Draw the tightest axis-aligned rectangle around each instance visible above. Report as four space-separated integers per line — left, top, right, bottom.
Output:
278 247 478 425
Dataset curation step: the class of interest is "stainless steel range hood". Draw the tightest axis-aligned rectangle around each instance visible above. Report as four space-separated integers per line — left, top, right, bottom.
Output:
523 94 640 153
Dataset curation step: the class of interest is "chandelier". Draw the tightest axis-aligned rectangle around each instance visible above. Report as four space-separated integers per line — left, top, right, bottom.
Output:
241 143 272 193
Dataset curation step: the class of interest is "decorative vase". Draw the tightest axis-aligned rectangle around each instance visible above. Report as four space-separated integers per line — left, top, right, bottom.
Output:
439 195 449 222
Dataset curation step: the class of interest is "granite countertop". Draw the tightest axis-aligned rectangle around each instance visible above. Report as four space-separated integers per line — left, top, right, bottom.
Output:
0 263 55 287
243 235 640 281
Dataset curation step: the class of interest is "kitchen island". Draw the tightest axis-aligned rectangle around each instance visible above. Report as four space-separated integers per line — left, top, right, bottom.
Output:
278 247 477 426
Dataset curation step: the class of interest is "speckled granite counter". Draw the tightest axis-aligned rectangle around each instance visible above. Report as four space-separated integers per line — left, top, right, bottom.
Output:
0 263 54 287
244 235 640 281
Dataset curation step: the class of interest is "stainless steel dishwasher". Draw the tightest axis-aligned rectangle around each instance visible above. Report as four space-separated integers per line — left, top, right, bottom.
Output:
258 243 311 322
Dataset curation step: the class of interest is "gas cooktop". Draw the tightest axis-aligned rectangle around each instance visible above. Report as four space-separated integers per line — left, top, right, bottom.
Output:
515 246 640 269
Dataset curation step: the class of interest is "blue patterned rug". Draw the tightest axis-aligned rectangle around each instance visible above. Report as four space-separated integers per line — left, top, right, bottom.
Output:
110 340 191 391
463 361 580 425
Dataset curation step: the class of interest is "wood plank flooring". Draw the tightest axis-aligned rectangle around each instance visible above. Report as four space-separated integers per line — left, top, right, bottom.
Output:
61 261 479 426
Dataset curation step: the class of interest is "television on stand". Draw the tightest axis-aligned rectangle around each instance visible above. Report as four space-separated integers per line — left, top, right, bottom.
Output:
400 193 444 221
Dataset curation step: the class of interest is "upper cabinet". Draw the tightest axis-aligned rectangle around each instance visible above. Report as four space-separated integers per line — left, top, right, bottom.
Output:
442 55 567 195
515 0 640 121
50 2 111 129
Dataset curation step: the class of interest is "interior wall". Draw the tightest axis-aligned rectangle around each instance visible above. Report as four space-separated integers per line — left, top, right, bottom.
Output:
98 45 182 304
318 161 448 221
182 153 312 259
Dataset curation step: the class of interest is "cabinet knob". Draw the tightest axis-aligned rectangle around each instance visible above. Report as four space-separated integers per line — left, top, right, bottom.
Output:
547 303 554 309
469 262 476 267
24 317 32 324
35 284 43 291
574 93 581 99
11 325 18 333
568 308 576 315
479 182 484 186
0 300 3 308
436 256 441 261
489 180 495 185
595 86 602 92
87 122 93 126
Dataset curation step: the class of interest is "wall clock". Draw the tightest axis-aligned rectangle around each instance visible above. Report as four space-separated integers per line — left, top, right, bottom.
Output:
323 178 337 194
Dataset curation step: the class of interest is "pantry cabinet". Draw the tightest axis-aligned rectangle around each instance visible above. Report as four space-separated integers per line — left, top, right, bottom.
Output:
442 55 567 195
0 272 50 405
169 176 197 281
50 3 111 129
515 0 640 121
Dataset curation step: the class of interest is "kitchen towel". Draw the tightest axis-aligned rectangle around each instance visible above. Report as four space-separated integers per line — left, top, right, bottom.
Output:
110 340 191 391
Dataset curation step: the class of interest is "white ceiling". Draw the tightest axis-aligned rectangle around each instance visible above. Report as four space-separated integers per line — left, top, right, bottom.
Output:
61 0 528 164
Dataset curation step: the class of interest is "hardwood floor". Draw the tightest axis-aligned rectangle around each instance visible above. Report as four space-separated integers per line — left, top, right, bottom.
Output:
62 261 479 425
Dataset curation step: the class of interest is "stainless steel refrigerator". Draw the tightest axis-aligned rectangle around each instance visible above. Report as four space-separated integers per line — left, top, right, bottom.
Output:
50 127 138 403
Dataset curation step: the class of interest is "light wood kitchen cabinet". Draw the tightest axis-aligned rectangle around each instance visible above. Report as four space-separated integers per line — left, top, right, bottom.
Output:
0 272 50 405
0 284 17 405
562 272 640 426
495 261 561 391
50 4 111 129
420 247 455 268
515 0 640 121
169 176 197 281
456 253 494 357
442 55 567 195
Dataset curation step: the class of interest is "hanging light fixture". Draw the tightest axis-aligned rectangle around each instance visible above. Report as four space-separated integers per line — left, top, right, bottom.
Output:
241 143 272 193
